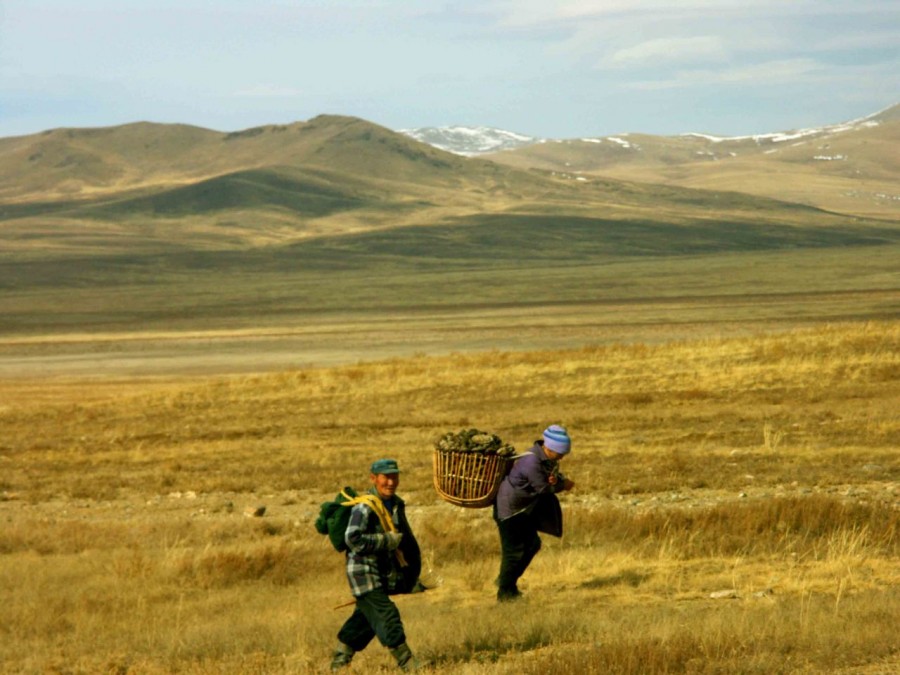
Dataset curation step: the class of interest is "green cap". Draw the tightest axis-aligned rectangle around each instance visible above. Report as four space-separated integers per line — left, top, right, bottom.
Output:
370 458 401 475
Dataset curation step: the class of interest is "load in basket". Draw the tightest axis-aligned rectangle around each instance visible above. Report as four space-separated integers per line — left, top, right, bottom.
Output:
432 428 522 508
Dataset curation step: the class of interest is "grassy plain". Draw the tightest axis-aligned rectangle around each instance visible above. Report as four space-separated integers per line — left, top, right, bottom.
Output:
1 241 898 380
1 320 897 674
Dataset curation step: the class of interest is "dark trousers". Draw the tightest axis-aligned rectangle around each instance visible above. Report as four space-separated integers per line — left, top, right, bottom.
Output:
494 508 542 596
337 588 406 651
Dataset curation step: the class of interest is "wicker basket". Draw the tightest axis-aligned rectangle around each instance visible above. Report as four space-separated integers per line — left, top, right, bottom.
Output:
433 449 515 508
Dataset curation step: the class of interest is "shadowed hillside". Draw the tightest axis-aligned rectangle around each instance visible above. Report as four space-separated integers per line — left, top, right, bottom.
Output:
3 113 897 260
485 105 900 220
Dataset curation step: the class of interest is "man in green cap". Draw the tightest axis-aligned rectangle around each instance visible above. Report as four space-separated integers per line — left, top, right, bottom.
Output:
330 458 422 671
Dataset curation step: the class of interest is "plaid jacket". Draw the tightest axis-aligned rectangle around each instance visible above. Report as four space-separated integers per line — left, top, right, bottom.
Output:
344 491 413 597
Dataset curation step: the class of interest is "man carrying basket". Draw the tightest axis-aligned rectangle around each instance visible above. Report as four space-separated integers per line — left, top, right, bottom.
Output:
493 425 575 602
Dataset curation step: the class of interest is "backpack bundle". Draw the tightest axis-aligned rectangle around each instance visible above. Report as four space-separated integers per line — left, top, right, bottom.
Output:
314 486 361 552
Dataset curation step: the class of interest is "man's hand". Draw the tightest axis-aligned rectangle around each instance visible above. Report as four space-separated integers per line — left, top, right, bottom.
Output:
562 478 575 491
384 532 403 550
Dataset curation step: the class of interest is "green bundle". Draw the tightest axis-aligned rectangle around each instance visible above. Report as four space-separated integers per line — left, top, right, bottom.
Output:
435 428 516 457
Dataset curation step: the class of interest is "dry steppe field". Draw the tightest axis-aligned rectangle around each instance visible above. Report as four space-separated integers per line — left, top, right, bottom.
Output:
1 321 897 674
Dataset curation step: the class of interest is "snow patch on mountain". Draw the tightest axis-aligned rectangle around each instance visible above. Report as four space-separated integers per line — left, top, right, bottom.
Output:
607 136 635 149
681 114 881 145
399 104 895 157
398 125 538 156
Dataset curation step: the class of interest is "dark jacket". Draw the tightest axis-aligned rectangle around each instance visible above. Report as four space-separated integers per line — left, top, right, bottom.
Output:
495 441 568 522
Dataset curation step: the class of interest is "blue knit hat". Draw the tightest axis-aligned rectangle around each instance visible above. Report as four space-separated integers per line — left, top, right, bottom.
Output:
542 425 571 455
370 458 401 475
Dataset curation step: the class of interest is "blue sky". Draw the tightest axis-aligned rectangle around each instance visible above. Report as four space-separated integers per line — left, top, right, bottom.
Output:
2 0 897 140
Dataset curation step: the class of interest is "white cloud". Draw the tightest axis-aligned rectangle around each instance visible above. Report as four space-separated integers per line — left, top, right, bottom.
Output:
555 1 760 19
489 0 769 27
812 30 900 51
600 36 727 68
491 0 896 25
625 58 824 90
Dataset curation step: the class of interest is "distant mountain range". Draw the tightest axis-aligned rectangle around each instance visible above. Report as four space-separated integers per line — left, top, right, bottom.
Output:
399 104 900 157
0 105 896 264
397 104 900 221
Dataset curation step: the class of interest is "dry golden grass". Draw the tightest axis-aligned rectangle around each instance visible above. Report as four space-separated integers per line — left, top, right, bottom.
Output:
588 158 900 221
1 321 898 673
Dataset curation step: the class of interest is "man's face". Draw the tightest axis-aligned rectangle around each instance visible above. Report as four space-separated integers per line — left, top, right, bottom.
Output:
371 472 399 499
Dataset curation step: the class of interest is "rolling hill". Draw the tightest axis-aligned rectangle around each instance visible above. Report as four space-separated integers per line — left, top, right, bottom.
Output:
1 113 896 261
479 104 900 220
0 116 475 202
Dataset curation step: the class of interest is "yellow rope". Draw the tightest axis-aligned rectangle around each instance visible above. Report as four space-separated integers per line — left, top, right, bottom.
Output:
340 490 408 567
